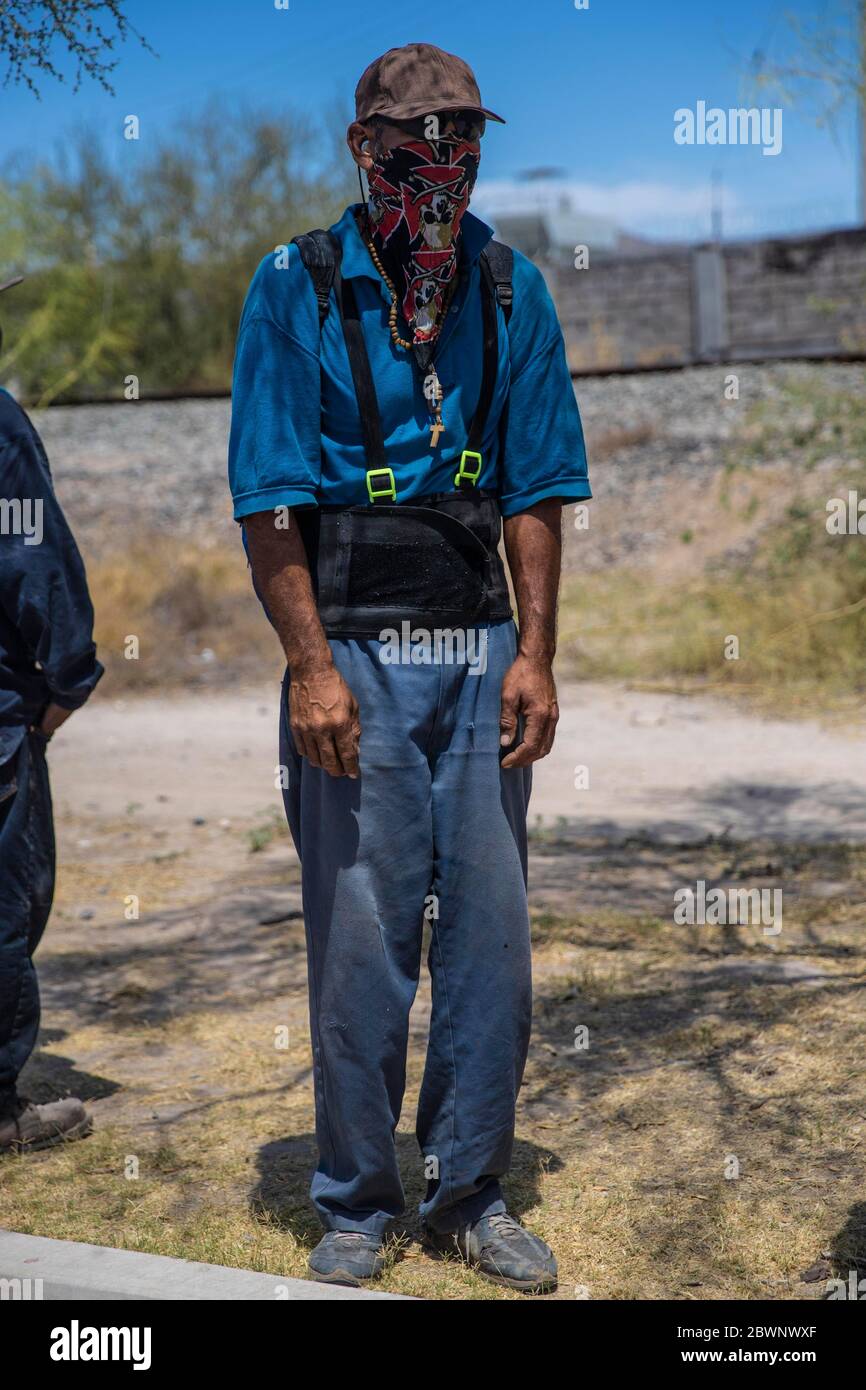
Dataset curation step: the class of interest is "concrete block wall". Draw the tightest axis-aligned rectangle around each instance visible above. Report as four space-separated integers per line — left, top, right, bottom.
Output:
547 227 866 374
549 251 694 373
724 229 866 360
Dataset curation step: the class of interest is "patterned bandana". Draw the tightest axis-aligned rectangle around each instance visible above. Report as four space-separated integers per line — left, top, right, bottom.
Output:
366 136 480 344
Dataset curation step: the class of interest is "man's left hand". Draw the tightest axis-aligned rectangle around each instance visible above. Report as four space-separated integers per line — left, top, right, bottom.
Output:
499 653 559 769
36 703 74 738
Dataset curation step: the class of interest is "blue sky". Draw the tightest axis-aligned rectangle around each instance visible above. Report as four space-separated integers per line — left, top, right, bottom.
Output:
0 0 859 241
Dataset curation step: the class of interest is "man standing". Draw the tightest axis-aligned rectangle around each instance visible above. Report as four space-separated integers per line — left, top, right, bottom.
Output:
229 44 590 1292
0 276 103 1152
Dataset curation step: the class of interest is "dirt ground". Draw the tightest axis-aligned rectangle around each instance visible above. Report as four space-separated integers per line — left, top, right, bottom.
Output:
2 681 865 1300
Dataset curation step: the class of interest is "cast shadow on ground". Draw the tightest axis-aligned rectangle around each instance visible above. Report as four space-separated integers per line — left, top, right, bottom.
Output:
36 887 308 1031
18 1026 120 1105
248 1132 564 1251
830 1203 866 1284
532 775 866 846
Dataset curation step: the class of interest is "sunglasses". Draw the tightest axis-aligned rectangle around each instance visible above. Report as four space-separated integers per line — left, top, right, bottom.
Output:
384 110 486 143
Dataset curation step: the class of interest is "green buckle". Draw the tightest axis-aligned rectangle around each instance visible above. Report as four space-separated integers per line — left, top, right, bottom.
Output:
366 467 396 503
454 449 482 488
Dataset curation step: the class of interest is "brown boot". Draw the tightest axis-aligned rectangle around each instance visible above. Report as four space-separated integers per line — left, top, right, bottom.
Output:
0 1096 92 1153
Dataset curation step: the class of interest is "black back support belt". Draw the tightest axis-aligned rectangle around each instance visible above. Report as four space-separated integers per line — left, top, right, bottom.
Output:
293 490 512 637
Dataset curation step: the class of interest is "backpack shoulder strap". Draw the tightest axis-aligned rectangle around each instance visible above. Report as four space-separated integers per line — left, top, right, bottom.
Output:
291 229 341 332
480 239 514 326
479 239 514 469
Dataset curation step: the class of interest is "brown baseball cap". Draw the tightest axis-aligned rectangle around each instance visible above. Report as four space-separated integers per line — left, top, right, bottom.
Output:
355 43 505 125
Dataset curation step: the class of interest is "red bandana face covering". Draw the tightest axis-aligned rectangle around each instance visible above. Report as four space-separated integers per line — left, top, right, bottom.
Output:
366 137 480 345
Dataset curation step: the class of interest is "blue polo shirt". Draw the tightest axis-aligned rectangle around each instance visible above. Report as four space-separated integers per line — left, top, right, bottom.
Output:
228 204 590 520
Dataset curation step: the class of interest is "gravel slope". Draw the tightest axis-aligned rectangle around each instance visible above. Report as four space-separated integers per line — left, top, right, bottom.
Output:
30 361 866 570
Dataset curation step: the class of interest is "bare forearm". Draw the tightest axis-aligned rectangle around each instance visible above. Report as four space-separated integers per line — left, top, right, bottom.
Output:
244 510 332 675
502 499 562 661
497 499 563 768
244 509 360 778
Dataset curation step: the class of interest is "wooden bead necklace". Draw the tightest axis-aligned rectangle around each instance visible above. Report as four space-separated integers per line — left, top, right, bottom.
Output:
359 211 458 448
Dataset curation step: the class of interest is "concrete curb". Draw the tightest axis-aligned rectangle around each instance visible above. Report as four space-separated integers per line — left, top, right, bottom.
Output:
0 1231 412 1300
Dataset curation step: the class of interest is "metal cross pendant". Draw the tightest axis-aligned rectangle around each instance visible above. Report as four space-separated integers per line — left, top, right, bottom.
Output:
429 420 445 448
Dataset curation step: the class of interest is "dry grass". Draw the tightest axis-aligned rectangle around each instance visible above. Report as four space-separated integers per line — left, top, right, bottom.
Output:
88 537 280 691
3 823 865 1300
559 379 866 716
557 557 866 717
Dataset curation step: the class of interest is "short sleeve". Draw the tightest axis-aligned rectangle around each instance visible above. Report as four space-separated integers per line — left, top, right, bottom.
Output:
228 246 323 521
497 252 591 518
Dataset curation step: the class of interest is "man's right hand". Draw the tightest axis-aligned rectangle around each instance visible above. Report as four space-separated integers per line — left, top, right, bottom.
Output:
289 661 361 778
243 509 361 777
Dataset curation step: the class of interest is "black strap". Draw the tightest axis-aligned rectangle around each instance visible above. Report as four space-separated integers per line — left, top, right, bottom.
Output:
481 241 514 467
462 253 500 463
291 230 340 330
331 263 503 481
333 266 388 475
481 240 514 325
292 227 515 487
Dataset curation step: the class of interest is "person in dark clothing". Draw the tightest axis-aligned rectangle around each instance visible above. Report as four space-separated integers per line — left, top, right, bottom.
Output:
0 276 103 1152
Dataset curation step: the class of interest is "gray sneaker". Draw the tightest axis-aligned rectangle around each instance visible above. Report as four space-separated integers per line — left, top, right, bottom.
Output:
425 1212 558 1293
0 1096 92 1154
308 1231 386 1287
